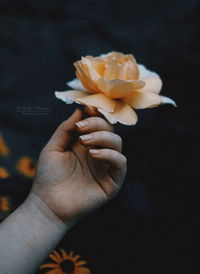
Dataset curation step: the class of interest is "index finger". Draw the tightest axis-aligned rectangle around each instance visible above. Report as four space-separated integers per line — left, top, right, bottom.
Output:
75 116 114 134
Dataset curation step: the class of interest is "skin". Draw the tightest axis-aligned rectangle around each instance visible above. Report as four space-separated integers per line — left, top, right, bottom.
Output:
0 108 127 274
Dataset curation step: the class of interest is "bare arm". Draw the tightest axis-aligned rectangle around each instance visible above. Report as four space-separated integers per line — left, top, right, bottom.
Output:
0 109 127 274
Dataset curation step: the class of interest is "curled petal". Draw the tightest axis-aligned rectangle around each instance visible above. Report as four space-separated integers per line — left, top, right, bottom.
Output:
81 57 101 82
55 90 89 104
104 60 120 80
124 90 161 109
67 78 89 92
139 77 162 94
100 51 126 61
97 78 145 99
98 101 138 125
161 96 177 107
118 60 139 80
102 52 139 79
74 61 99 93
76 93 116 112
93 58 107 76
138 64 160 78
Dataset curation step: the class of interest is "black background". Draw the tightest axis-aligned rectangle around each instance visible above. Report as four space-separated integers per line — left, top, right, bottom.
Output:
0 0 199 273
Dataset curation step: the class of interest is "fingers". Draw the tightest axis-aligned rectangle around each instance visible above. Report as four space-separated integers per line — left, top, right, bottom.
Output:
89 148 127 196
79 131 122 152
90 148 127 173
75 116 114 134
44 108 83 152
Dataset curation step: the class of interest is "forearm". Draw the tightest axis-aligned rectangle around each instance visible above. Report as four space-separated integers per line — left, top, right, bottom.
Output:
0 192 70 274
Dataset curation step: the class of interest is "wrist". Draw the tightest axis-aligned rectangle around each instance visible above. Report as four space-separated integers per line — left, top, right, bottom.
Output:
24 192 72 232
0 192 72 273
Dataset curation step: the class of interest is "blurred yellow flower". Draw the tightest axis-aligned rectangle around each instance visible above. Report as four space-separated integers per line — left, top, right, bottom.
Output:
40 249 91 274
0 167 10 179
0 197 10 212
55 51 176 125
0 134 10 157
16 157 36 178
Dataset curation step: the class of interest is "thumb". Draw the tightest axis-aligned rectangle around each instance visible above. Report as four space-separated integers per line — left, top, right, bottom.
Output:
45 108 83 152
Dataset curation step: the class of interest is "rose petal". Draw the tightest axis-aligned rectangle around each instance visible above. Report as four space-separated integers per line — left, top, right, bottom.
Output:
74 61 99 93
55 90 89 104
119 60 139 80
81 57 101 82
161 96 177 107
93 58 107 76
66 78 89 92
124 90 162 109
138 77 162 94
97 78 145 99
101 52 139 79
100 51 124 60
98 101 138 125
104 60 120 80
138 64 160 78
76 93 116 112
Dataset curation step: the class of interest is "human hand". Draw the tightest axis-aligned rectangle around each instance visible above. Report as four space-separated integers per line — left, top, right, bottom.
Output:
30 109 127 226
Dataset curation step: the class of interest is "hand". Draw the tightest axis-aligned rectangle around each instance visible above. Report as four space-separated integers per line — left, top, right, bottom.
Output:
30 109 127 226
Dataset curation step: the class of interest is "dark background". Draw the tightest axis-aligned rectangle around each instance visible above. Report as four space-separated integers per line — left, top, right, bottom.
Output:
0 0 199 273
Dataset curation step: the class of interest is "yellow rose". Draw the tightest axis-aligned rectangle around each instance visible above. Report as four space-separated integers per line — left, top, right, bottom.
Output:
55 51 176 125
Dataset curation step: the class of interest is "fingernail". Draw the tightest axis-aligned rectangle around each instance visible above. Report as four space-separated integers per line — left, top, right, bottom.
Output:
89 149 99 154
76 120 88 128
80 134 93 141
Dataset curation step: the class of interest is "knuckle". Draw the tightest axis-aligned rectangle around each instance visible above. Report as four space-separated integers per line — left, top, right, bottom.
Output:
95 117 104 128
92 131 106 142
60 120 67 130
91 116 113 131
87 117 102 127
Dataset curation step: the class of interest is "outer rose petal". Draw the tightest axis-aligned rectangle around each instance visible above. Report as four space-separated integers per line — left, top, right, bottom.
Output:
76 93 116 112
139 77 162 94
67 78 89 92
98 101 138 125
161 96 177 107
55 90 89 104
123 90 162 109
97 78 145 99
138 64 160 78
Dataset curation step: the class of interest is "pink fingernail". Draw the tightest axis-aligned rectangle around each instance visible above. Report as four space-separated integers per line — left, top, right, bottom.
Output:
89 149 99 154
76 120 88 128
80 134 93 141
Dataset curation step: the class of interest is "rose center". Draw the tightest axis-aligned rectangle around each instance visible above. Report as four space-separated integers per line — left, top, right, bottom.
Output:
60 259 75 273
